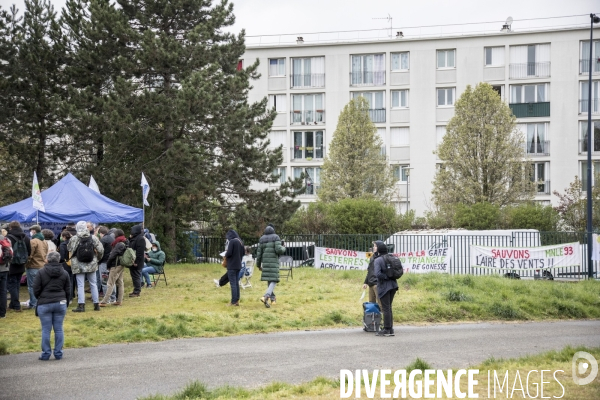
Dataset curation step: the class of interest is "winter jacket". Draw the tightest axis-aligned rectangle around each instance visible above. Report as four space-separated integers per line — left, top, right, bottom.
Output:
107 237 129 269
256 226 286 283
363 255 378 287
27 234 49 270
33 261 71 306
99 233 114 264
7 228 31 275
129 225 146 270
58 239 71 273
224 230 244 271
67 231 104 274
146 241 165 273
0 235 8 273
373 241 398 299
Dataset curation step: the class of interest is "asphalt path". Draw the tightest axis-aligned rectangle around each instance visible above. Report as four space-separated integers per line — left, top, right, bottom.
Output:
1 320 599 400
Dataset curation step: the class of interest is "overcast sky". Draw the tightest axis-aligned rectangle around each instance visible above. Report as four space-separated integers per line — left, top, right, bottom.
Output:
1 0 598 43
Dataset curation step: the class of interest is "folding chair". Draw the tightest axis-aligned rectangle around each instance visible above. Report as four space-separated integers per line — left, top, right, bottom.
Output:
279 255 294 280
149 262 168 287
240 258 254 289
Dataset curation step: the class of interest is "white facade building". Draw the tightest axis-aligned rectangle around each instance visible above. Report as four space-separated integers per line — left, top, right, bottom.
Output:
243 27 600 216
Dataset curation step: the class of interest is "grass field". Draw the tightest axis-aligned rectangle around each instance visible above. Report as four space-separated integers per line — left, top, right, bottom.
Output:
139 346 600 399
1 263 599 355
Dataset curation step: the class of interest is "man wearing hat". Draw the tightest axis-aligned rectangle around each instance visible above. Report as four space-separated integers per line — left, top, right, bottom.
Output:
25 224 49 309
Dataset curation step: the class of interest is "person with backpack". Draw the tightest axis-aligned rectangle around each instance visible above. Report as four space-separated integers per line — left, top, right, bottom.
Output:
6 221 31 312
0 233 12 318
362 253 382 310
141 241 165 288
67 221 104 312
373 240 399 337
128 224 146 297
26 225 49 310
99 229 129 307
255 224 286 308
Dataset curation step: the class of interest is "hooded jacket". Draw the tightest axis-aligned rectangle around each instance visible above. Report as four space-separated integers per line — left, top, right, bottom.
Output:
129 224 146 269
363 254 379 287
107 236 129 269
99 233 114 264
27 232 49 270
33 261 71 306
224 230 244 271
146 241 165 273
67 222 104 274
256 226 286 283
7 227 31 274
373 240 399 298
59 239 71 272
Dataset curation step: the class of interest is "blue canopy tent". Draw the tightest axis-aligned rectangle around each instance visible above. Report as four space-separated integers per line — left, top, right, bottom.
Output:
0 173 143 224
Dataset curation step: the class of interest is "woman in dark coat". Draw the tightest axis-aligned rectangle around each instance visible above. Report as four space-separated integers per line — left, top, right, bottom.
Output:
255 225 286 308
373 240 399 337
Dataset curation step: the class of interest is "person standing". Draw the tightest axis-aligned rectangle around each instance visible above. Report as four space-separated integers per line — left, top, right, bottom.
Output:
0 233 10 319
141 241 165 288
58 231 75 299
97 226 114 298
33 251 71 360
68 221 104 312
42 229 57 253
128 224 146 297
373 241 398 337
362 253 382 310
26 225 49 310
255 224 286 308
99 229 128 306
6 221 31 312
224 229 244 306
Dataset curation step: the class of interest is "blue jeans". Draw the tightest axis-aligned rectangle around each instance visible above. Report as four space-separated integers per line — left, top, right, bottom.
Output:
38 302 67 359
0 271 7 317
76 272 98 304
141 266 158 286
227 269 240 304
26 269 39 307
7 273 23 310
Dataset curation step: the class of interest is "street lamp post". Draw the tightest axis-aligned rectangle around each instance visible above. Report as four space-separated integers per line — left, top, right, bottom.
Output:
586 13 600 279
403 167 413 212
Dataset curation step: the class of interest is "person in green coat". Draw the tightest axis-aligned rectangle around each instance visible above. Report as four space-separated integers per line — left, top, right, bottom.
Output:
256 224 286 308
141 241 165 288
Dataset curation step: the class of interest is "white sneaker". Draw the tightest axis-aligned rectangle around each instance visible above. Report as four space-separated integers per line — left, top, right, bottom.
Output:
213 279 220 288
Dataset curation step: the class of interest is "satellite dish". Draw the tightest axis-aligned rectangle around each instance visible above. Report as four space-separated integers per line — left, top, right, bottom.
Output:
506 16 513 25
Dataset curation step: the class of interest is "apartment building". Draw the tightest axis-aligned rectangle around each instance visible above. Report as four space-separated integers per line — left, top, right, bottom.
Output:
244 27 600 216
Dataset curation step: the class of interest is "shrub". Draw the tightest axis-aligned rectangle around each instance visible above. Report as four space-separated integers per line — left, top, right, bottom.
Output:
454 202 501 230
503 202 559 231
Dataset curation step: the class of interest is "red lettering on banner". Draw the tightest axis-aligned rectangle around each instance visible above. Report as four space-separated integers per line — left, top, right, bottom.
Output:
324 248 358 257
491 249 530 259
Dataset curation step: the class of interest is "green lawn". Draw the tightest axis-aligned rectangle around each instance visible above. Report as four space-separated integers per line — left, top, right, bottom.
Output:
1 263 599 355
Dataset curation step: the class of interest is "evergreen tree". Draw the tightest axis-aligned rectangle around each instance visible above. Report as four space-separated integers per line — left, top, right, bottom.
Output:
318 97 397 203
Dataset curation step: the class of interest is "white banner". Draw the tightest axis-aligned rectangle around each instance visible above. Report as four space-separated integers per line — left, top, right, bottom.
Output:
470 242 581 270
592 234 600 261
314 247 370 270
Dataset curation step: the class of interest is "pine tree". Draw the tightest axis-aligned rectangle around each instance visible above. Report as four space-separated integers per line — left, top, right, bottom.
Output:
318 97 397 203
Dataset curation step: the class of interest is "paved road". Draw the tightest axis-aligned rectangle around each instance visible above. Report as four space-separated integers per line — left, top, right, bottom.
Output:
1 320 599 399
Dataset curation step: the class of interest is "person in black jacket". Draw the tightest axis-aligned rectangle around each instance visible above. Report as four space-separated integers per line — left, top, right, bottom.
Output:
33 251 71 360
224 229 244 306
58 231 75 300
7 221 31 312
373 241 399 337
362 253 382 310
128 224 146 297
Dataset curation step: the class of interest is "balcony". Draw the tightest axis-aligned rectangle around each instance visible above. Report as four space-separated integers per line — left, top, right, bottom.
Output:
579 59 600 75
368 108 386 123
526 140 550 156
535 180 551 195
291 74 325 88
579 99 600 114
290 145 325 161
509 102 550 118
509 62 551 79
578 139 600 154
290 110 325 125
349 71 386 86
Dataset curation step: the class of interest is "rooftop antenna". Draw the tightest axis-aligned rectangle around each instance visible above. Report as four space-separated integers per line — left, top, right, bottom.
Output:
373 14 393 38
501 16 513 33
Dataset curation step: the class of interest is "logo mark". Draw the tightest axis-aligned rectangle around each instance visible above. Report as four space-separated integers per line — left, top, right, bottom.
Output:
572 351 598 385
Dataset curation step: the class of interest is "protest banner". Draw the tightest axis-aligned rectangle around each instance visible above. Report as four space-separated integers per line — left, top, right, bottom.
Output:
470 242 580 270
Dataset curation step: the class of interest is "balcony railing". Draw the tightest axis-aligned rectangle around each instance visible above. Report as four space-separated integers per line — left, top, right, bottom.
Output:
290 110 325 125
291 74 325 88
525 140 550 156
509 62 551 79
368 108 386 123
290 145 325 161
509 102 550 118
349 71 386 86
578 139 600 154
534 180 550 195
579 99 600 114
579 59 600 75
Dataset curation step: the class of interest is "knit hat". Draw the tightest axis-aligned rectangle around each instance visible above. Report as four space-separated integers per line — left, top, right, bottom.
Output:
76 221 88 234
30 225 42 233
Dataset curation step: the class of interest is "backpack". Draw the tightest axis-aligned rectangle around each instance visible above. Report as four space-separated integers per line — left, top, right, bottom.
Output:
0 237 13 265
119 247 136 267
8 234 28 265
382 254 404 280
76 236 95 263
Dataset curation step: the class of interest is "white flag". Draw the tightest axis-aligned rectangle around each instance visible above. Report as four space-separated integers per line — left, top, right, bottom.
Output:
88 175 100 193
141 172 150 206
32 172 46 212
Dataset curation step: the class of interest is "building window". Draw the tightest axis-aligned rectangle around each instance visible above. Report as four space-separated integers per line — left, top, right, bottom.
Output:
485 46 505 67
509 44 550 78
580 81 600 113
437 49 455 69
377 127 386 155
269 58 285 76
237 60 243 71
436 126 447 145
352 91 385 122
580 41 600 74
291 94 325 124
292 131 324 160
293 167 321 195
492 85 504 100
437 88 455 107
517 123 548 155
393 165 410 182
391 90 409 108
272 167 287 184
579 121 600 153
268 94 286 113
291 57 325 88
510 83 549 103
391 52 409 71
268 131 287 148
530 162 549 194
390 127 409 147
350 54 386 86
581 161 600 190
